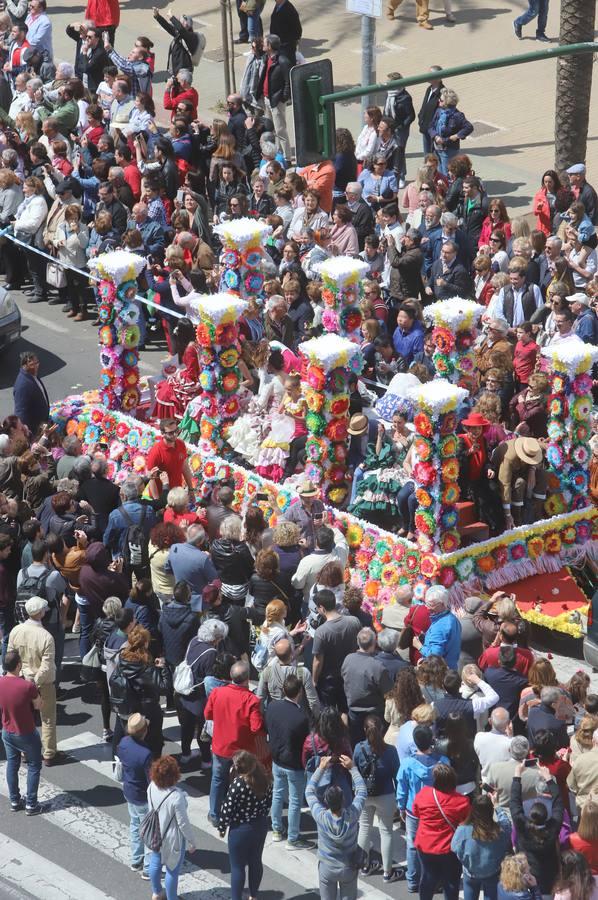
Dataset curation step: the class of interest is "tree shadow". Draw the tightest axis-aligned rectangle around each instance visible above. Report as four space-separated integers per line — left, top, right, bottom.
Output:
298 37 331 59
391 5 508 30
0 330 67 390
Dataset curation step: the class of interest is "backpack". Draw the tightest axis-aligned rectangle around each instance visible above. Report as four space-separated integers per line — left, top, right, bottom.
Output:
250 633 269 673
108 661 142 718
15 569 51 625
120 505 150 577
103 641 124 682
189 31 206 67
173 645 213 696
140 788 176 852
356 747 379 796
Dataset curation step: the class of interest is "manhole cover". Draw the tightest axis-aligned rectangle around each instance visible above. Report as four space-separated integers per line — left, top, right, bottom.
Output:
204 47 228 62
470 120 502 138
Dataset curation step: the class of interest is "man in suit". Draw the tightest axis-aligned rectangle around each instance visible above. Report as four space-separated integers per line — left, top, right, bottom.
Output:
427 240 473 300
269 0 302 65
13 352 49 435
418 66 444 154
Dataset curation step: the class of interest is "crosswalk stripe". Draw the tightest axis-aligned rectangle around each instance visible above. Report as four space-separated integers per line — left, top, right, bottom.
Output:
0 833 117 900
0 760 232 899
58 729 399 900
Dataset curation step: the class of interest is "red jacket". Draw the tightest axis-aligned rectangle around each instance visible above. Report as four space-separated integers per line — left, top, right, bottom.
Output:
163 86 199 121
404 603 431 665
412 786 470 854
86 0 120 27
478 645 535 676
533 187 552 236
569 833 598 873
204 683 265 759
478 217 512 248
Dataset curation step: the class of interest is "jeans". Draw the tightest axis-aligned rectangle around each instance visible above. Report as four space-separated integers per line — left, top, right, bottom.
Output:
271 763 306 843
318 862 358 900
149 844 185 900
209 753 232 820
77 601 97 660
358 793 396 874
422 133 433 155
127 800 151 873
417 850 462 900
405 811 420 890
228 817 268 900
0 605 13 662
514 0 548 34
247 11 263 38
463 872 499 900
2 729 42 807
349 464 365 505
236 0 248 38
437 145 460 176
397 481 417 532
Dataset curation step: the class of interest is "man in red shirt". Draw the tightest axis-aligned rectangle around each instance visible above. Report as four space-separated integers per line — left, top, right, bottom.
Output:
163 69 199 121
115 146 142 202
0 649 44 815
146 418 195 498
478 620 535 676
204 660 265 825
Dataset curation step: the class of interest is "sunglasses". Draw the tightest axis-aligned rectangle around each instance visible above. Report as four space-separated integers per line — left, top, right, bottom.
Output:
162 429 178 437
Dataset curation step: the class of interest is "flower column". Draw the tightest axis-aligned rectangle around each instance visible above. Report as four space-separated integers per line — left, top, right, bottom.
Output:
299 334 364 506
541 341 598 514
316 257 370 339
89 250 146 414
408 381 469 560
423 299 485 390
190 293 248 457
214 218 271 299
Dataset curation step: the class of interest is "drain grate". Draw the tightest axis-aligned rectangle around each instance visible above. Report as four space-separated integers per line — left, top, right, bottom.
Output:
469 120 502 139
204 47 229 62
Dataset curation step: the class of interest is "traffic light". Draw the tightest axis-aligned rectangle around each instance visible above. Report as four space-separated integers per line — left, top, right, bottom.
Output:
290 60 336 166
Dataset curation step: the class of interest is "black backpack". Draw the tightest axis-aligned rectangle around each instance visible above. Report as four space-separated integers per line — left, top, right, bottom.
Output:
357 747 379 796
108 661 142 719
15 569 52 625
121 505 150 577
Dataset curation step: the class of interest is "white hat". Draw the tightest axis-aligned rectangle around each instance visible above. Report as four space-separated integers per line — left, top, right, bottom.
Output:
25 596 48 617
566 163 586 175
566 292 591 308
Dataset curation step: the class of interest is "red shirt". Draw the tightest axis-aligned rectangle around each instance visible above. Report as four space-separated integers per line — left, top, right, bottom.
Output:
570 833 598 873
0 675 38 735
204 683 265 758
146 438 188 489
513 340 539 385
478 645 535 676
123 162 142 202
163 508 201 530
404 602 431 665
459 433 487 482
412 786 471 854
163 86 199 121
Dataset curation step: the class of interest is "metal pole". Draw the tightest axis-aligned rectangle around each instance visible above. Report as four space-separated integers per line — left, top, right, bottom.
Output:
320 41 598 106
227 0 237 92
221 0 231 96
360 15 376 114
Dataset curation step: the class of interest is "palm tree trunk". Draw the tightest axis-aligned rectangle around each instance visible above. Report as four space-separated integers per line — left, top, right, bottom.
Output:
554 0 596 170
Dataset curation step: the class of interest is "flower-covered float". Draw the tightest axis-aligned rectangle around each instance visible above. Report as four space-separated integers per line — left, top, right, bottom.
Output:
214 218 271 300
423 298 485 389
315 256 370 341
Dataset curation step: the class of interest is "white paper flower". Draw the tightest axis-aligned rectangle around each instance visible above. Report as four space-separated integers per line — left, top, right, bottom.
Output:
89 250 146 282
423 298 485 331
298 334 362 372
214 217 271 249
541 336 598 377
316 256 370 289
408 378 469 415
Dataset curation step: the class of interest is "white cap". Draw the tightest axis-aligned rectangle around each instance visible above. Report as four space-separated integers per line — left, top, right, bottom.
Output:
566 292 590 307
25 596 48 617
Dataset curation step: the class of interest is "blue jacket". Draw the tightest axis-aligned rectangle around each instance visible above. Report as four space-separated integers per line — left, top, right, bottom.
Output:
13 369 49 434
164 542 218 611
103 501 156 555
451 807 512 879
573 306 598 345
396 751 449 811
117 734 152 804
419 609 461 670
392 319 424 364
353 741 399 797
306 766 367 869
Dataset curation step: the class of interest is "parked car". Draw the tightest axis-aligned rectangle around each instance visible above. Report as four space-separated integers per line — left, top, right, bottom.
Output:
0 286 21 350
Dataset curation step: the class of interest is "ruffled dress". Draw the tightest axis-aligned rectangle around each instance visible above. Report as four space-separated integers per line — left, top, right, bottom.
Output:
255 396 307 482
349 435 413 520
154 343 201 420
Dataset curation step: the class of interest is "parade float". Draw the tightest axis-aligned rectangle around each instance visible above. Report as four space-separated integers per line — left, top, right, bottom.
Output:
50 253 598 639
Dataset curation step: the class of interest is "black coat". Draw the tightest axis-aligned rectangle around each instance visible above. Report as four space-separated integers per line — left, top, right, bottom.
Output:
387 242 424 301
256 54 290 108
76 40 110 94
269 1 302 61
351 200 375 250
461 195 489 257
248 573 284 619
13 369 49 435
265 698 309 769
527 700 569 750
210 538 255 586
155 13 202 75
158 601 199 667
418 82 444 135
202 602 261 658
430 257 474 299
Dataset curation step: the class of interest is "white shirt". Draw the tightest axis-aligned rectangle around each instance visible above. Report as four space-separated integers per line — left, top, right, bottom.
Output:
474 730 512 779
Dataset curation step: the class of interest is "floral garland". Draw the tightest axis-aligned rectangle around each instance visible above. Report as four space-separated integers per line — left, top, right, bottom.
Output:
541 341 598 514
409 381 468 560
89 251 146 412
423 298 484 390
299 334 363 505
214 218 271 300
191 293 248 456
316 256 370 342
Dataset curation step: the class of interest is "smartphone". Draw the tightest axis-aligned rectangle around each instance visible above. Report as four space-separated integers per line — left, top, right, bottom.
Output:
176 188 185 204
524 757 538 767
102 30 109 41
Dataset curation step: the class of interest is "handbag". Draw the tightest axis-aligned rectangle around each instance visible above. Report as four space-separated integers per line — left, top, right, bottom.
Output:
80 643 102 682
46 260 67 289
432 788 458 831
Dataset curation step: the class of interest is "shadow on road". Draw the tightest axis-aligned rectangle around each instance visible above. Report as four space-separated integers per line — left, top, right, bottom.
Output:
0 331 67 391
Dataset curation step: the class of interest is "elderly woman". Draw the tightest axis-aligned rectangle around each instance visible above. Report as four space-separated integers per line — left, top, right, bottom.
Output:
176 616 228 765
473 254 495 305
509 372 549 439
358 155 398 211
264 293 295 347
475 318 513 379
428 89 474 175
163 487 201 531
329 204 360 256
3 175 48 297
210 515 255 605
287 188 329 246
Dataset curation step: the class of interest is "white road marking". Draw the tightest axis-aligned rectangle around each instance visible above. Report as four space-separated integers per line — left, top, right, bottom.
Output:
0 833 117 900
20 309 69 334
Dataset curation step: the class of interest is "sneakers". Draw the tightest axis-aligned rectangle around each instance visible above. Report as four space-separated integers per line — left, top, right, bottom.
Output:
25 803 43 816
102 729 113 743
285 839 315 851
513 21 522 38
130 862 143 872
10 799 24 812
71 622 80 634
384 868 406 883
271 831 285 842
536 32 550 41
140 872 150 881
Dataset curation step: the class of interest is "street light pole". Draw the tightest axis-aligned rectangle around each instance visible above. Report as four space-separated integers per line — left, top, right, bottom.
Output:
360 14 376 113
221 0 231 96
